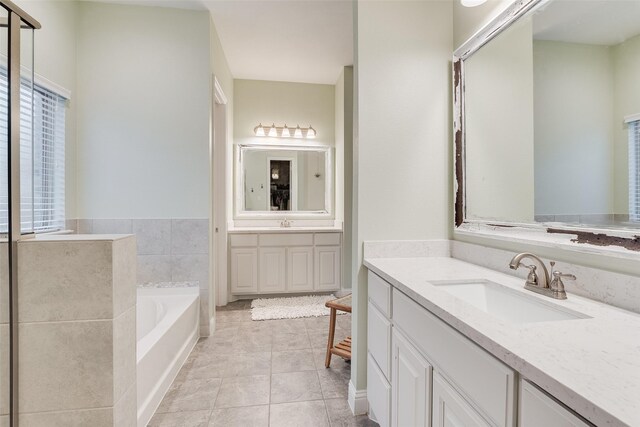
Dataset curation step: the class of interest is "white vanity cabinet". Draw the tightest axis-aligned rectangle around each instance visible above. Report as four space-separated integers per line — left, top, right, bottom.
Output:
229 231 341 295
519 380 589 427
391 329 432 427
367 271 392 427
367 270 516 427
367 270 593 427
433 372 491 427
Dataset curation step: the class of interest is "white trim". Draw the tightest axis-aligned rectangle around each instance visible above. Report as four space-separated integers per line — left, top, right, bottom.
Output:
624 113 640 124
35 73 71 100
213 76 227 105
267 155 298 211
348 381 369 416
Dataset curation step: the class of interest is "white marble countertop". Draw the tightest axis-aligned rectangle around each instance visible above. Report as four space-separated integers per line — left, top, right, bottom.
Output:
364 256 640 427
24 233 134 242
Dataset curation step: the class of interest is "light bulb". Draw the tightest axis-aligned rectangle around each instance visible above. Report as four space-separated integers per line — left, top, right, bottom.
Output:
461 0 487 7
281 124 291 137
268 123 278 137
294 125 303 138
306 125 316 139
254 123 266 137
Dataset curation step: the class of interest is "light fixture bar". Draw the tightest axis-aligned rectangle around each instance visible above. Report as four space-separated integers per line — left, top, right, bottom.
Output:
254 123 318 139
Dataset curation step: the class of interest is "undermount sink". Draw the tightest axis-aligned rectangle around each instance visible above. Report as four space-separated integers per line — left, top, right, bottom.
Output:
432 279 591 324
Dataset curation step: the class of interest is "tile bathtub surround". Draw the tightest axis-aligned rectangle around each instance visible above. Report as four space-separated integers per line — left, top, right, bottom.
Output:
451 240 640 314
76 218 212 334
149 308 378 427
16 235 137 425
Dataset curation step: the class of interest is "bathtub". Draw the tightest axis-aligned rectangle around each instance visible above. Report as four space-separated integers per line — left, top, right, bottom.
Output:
136 287 200 427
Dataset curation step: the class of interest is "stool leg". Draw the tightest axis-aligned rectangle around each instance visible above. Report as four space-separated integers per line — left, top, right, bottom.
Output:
325 307 337 368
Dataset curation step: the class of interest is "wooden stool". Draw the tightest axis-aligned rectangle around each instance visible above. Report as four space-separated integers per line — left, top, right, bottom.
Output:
325 294 352 368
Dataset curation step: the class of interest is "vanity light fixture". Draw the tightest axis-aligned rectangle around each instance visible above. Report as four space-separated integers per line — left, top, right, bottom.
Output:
461 0 487 7
254 123 266 137
253 123 317 139
306 125 316 139
271 168 279 180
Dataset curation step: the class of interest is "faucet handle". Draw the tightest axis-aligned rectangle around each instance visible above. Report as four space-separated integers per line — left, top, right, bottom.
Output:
549 270 575 300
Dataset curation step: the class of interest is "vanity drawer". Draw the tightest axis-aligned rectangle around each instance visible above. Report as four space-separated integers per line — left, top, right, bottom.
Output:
368 302 391 380
314 232 341 246
393 290 516 427
230 234 258 247
368 271 392 317
259 233 313 247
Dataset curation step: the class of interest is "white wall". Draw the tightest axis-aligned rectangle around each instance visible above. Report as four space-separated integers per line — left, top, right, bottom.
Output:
533 40 614 216
16 0 78 219
352 0 452 394
465 18 534 222
335 66 354 289
233 79 335 147
75 2 211 219
613 33 640 215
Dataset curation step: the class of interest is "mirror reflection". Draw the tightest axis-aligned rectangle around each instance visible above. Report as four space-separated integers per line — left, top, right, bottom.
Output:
464 0 640 228
241 146 329 213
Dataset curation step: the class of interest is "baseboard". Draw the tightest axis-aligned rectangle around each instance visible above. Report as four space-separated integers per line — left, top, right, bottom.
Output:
348 381 368 416
208 316 216 337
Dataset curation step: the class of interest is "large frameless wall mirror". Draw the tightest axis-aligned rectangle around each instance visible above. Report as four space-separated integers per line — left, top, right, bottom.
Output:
454 0 640 244
236 144 333 218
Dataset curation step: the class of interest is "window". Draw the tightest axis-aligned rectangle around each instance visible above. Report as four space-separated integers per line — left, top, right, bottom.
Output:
0 69 67 233
630 119 640 222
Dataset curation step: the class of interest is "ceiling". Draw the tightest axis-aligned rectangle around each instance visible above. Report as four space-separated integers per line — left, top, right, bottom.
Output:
532 0 640 46
83 0 353 85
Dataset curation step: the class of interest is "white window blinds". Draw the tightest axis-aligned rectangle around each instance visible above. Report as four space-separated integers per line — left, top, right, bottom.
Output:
0 68 67 233
630 119 640 222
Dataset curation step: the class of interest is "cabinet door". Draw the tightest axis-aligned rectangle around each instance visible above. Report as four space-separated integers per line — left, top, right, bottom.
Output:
519 380 589 427
368 302 391 380
230 248 258 293
392 330 432 427
314 245 341 291
259 247 286 293
368 353 391 427
433 373 490 427
287 246 314 292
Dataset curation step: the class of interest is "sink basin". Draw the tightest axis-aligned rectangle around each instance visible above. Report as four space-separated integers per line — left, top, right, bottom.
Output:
432 279 591 324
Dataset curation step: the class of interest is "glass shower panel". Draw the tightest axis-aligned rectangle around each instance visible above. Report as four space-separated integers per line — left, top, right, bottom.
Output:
0 7 9 425
20 25 33 234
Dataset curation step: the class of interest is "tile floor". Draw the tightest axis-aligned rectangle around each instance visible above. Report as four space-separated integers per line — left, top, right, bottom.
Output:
149 300 378 427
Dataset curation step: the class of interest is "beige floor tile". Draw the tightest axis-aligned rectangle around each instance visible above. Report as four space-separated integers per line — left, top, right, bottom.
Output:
216 311 252 323
214 375 270 408
148 410 211 427
269 400 329 427
156 377 222 413
259 318 308 334
271 371 323 403
272 332 311 351
272 350 316 373
325 398 379 427
313 349 351 371
209 405 269 427
304 316 332 331
318 369 350 399
178 352 272 381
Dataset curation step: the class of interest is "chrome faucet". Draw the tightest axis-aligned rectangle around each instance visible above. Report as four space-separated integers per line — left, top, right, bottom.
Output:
509 253 574 300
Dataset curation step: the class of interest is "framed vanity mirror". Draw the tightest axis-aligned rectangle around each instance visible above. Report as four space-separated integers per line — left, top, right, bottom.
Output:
235 144 334 218
453 0 640 249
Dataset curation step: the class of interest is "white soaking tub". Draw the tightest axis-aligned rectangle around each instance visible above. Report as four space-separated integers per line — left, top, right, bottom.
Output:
136 287 199 427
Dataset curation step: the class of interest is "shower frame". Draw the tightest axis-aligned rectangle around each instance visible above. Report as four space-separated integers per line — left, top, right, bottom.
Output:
0 1 40 426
